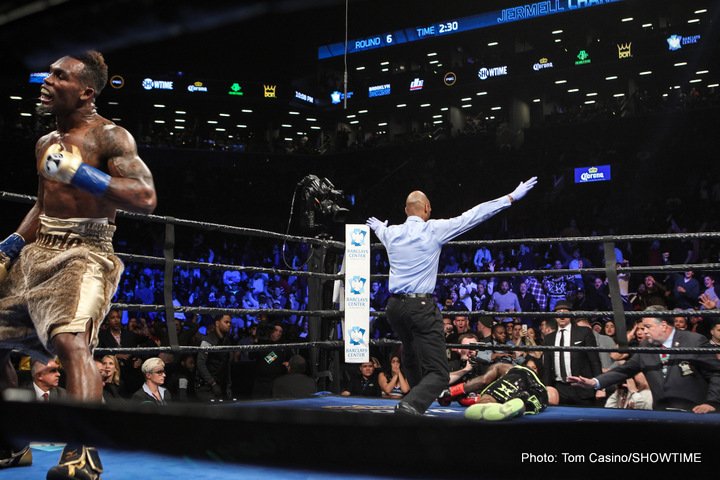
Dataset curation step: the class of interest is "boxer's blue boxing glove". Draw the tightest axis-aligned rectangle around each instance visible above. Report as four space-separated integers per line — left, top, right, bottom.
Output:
41 144 111 196
0 233 25 283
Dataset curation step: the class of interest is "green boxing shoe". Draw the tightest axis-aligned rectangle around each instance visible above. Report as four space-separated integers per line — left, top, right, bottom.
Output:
464 398 525 421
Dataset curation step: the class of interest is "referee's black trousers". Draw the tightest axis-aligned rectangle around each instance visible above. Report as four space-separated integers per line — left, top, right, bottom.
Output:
386 296 449 414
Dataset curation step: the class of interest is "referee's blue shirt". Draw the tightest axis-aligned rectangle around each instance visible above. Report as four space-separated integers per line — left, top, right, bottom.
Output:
370 196 511 295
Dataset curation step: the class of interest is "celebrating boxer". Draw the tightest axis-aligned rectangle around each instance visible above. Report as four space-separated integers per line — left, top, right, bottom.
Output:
0 51 156 478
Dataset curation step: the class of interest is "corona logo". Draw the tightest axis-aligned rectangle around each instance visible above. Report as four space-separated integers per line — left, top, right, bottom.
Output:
263 84 277 98
533 58 553 71
187 81 208 93
617 42 632 59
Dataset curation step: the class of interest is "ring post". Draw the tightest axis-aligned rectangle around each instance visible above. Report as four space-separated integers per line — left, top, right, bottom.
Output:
163 218 180 349
603 241 628 347
307 241 328 389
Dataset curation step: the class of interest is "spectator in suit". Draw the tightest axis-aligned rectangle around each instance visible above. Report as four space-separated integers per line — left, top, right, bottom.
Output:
542 301 601 405
570 305 720 413
272 354 316 398
132 357 171 405
31 358 66 402
575 318 615 372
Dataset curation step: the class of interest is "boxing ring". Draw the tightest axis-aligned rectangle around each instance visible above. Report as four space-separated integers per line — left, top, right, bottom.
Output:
2 190 720 479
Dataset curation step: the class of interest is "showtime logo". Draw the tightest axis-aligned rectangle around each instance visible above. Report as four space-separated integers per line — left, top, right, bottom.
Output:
478 65 508 80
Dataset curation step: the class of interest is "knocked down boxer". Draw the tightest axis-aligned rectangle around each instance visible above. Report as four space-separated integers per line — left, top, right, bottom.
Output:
438 363 559 420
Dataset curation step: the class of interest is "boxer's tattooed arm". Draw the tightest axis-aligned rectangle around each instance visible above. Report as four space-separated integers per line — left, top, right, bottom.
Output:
102 125 157 213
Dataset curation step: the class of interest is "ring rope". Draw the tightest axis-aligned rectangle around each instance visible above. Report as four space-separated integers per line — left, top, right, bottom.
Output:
92 339 720 356
6 191 719 251
0 190 344 249
369 309 720 318
94 340 345 356
370 263 720 281
110 301 720 319
444 343 720 355
115 252 342 280
371 232 720 250
111 303 342 318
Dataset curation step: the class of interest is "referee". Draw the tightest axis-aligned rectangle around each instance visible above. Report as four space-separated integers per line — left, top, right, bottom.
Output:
367 177 537 415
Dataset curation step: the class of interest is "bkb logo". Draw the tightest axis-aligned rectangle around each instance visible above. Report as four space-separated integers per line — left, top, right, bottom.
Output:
348 326 367 346
350 228 367 247
350 276 367 295
617 42 632 59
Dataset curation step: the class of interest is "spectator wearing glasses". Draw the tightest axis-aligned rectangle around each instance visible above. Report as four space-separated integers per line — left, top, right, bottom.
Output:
132 357 171 405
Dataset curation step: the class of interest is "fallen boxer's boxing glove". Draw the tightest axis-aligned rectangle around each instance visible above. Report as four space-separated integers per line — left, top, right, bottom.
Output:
42 144 111 196
437 383 466 406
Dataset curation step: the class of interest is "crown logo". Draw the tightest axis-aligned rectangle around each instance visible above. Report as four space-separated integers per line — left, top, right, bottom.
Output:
539 57 548 64
617 42 632 59
263 84 277 98
588 167 598 173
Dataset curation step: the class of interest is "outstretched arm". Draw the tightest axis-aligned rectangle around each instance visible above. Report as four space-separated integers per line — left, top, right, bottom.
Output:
434 177 538 244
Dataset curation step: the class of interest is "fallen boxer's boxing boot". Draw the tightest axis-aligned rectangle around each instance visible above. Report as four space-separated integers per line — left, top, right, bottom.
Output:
46 444 102 480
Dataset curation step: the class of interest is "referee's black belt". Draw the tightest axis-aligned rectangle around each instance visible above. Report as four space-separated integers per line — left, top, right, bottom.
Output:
391 293 433 299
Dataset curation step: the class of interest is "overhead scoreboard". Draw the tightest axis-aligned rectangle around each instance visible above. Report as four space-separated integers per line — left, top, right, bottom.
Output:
318 0 624 59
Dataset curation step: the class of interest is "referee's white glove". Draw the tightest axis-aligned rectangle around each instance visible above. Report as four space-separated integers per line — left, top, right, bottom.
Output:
508 176 538 202
366 217 387 231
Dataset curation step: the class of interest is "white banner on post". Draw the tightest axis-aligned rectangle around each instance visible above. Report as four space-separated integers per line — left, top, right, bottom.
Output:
344 224 370 363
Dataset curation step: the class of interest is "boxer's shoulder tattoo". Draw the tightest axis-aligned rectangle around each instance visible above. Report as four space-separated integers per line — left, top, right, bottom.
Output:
102 126 152 181
109 154 152 181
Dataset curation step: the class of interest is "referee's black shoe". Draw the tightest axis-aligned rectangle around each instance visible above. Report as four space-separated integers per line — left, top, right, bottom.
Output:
394 401 422 416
